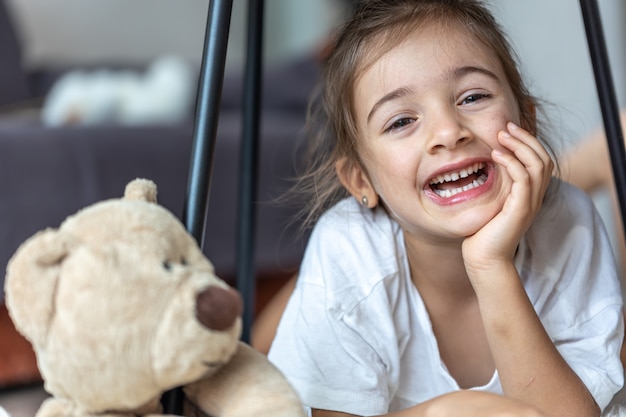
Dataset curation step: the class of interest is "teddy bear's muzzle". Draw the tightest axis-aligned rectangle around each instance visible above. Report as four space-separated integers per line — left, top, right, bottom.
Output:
195 286 243 331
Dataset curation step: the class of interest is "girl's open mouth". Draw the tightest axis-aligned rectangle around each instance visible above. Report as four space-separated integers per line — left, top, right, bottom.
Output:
428 162 489 199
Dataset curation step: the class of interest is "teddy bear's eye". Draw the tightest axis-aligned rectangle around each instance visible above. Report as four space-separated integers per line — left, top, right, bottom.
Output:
162 261 172 271
181 257 188 266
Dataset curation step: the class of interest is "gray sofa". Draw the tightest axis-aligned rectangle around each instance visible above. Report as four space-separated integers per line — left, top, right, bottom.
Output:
0 112 309 295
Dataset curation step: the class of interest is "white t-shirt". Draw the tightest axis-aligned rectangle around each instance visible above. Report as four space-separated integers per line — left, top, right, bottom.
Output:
268 180 624 416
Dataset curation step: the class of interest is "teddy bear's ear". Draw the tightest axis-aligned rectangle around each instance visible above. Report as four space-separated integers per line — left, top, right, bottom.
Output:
4 228 74 346
124 178 158 203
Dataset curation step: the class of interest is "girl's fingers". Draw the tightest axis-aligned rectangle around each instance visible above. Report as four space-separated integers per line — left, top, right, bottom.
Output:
498 131 542 169
496 133 547 187
492 149 532 196
503 122 553 168
494 125 553 213
498 125 553 187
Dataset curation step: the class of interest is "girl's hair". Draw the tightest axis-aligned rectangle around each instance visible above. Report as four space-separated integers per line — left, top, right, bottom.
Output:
289 0 555 231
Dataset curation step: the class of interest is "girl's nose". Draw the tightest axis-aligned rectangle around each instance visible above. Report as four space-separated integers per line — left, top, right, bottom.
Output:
426 107 472 152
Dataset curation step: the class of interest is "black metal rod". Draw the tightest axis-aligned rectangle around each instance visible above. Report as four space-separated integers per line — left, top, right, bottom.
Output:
236 0 265 343
183 0 234 246
162 0 233 414
579 0 626 237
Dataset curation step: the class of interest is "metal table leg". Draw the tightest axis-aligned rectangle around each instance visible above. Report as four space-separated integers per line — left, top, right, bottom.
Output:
580 0 626 238
163 0 234 413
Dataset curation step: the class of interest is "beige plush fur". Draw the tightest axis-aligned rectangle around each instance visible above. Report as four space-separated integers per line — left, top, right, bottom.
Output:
4 178 305 417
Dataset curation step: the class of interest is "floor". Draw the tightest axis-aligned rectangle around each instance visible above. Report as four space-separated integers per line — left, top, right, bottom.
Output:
0 302 46 417
0 383 48 417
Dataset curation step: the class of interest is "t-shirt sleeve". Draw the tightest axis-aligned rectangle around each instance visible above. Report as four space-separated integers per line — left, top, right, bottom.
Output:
553 303 623 411
268 280 392 416
268 201 401 416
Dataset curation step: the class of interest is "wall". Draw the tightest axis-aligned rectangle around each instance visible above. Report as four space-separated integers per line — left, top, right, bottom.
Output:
494 0 626 146
5 0 345 71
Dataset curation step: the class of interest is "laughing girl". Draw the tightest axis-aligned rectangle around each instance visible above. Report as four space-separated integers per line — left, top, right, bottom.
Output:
268 1 624 416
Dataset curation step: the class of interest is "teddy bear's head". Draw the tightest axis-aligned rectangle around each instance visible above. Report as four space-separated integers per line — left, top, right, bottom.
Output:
4 178 243 414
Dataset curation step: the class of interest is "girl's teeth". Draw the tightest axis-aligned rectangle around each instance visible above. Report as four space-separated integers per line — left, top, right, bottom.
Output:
430 162 485 185
434 173 488 198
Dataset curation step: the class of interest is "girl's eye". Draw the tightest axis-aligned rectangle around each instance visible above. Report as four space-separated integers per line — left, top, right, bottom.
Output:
460 93 491 105
385 117 416 133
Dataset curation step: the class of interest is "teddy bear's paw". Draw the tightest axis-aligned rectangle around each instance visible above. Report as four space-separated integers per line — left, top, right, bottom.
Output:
144 415 185 417
184 342 306 417
35 397 162 417
34 397 102 417
35 397 75 417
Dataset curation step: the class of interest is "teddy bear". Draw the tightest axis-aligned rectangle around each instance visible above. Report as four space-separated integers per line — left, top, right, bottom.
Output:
4 178 305 417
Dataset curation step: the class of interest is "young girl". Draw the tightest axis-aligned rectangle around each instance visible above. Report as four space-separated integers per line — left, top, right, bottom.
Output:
267 1 624 416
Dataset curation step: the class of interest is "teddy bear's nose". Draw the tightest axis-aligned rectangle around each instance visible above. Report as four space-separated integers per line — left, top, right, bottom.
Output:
195 286 243 331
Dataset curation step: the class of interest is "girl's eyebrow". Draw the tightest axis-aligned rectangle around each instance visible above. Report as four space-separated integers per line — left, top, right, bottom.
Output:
367 86 414 124
453 65 500 82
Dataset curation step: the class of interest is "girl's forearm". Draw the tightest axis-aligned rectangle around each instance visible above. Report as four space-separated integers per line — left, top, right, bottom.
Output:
471 262 599 417
382 390 546 417
313 390 548 417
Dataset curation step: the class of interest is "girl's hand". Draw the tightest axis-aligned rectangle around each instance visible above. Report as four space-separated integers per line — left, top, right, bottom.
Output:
462 122 553 278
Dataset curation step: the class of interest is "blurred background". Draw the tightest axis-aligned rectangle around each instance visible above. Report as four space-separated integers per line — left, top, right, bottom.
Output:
4 0 625 115
3 0 625 143
4 0 626 178
4 0 345 72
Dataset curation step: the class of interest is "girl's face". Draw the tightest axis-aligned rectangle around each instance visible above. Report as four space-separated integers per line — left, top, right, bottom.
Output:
348 24 522 244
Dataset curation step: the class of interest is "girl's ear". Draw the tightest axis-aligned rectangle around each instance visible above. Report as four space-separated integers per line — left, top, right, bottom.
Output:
335 157 379 208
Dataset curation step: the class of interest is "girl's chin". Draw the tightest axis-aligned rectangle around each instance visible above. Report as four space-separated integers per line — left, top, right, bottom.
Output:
452 212 498 237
